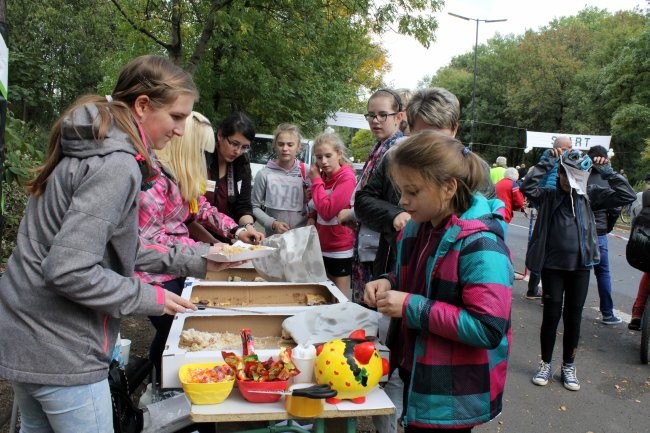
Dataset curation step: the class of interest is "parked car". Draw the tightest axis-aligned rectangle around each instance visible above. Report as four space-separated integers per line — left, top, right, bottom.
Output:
248 134 313 183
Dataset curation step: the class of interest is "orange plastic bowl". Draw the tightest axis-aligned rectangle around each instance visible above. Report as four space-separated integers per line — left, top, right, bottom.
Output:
236 378 289 403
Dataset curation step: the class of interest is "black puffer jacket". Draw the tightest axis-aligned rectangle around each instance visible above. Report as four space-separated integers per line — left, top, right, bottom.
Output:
588 165 634 235
355 149 403 277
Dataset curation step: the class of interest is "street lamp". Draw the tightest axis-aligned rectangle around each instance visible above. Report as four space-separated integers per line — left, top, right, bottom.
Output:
448 12 506 149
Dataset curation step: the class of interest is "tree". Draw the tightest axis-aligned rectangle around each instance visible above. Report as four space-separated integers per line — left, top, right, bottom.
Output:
8 0 119 125
107 0 444 133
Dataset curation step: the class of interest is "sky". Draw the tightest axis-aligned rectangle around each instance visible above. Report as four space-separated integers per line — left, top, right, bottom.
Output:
382 0 646 89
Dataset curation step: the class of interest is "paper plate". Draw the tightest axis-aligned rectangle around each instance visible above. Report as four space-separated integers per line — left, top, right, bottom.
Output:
206 241 276 262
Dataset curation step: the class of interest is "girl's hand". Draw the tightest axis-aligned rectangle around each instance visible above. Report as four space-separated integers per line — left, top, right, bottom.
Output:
338 208 358 230
309 163 321 179
363 278 392 307
162 289 197 315
592 156 609 165
205 259 248 275
272 220 290 234
393 211 411 231
237 226 265 244
549 147 563 159
375 289 408 318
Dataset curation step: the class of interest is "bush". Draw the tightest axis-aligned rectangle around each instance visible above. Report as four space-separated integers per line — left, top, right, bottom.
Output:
1 114 46 265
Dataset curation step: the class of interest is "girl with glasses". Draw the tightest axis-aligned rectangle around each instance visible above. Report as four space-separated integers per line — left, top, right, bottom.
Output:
204 112 258 242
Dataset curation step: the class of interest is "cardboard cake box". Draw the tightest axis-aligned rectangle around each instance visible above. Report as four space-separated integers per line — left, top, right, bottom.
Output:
181 279 348 314
162 313 294 389
204 265 265 282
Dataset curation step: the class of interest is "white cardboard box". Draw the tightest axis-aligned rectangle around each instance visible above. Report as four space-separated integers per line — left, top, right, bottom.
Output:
162 278 348 388
181 278 348 315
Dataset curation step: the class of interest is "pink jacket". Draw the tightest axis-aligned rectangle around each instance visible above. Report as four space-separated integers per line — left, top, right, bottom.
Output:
136 172 236 284
309 164 356 254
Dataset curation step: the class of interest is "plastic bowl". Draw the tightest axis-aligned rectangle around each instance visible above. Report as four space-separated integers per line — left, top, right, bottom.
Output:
237 378 290 403
179 362 235 405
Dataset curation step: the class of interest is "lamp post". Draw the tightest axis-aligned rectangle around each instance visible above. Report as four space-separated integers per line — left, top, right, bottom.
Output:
448 12 506 149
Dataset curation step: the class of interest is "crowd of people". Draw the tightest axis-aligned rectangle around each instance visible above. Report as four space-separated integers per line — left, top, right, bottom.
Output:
0 54 646 433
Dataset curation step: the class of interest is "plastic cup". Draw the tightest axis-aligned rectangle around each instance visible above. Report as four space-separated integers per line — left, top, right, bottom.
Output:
119 338 131 365
292 356 315 384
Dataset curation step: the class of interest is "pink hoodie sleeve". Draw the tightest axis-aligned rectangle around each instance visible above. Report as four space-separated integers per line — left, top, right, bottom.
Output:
194 195 237 239
310 166 357 220
138 178 201 247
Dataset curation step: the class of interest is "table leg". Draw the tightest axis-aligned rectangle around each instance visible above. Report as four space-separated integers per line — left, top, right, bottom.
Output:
345 417 356 433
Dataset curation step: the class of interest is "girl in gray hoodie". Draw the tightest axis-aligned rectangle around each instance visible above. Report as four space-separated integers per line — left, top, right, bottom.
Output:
0 55 240 432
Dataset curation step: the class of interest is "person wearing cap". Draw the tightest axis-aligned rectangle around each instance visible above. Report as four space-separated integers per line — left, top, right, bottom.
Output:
522 148 635 392
586 145 635 325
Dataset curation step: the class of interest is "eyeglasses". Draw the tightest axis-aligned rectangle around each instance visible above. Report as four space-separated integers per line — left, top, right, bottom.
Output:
364 112 399 122
224 136 251 152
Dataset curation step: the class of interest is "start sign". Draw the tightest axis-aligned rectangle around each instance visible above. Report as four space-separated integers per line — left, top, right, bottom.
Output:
524 131 611 153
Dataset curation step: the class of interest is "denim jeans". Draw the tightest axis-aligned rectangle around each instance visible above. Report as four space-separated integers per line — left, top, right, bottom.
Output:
12 379 113 433
593 235 614 316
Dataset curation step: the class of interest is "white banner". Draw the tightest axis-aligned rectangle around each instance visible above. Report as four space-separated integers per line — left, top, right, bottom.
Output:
325 111 370 130
525 131 611 153
0 34 7 99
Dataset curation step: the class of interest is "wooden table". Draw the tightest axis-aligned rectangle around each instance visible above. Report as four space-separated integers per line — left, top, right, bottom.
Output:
190 387 395 433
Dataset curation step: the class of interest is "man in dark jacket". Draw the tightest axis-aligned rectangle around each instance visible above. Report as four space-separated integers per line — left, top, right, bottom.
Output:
587 145 635 324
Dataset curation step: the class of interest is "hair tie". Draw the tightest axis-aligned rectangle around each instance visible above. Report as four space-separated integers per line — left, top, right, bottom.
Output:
105 95 113 102
462 146 471 156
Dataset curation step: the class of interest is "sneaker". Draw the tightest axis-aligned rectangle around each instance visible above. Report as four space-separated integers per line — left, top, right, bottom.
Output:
532 361 552 386
525 291 542 300
561 362 580 391
628 318 641 331
601 315 622 325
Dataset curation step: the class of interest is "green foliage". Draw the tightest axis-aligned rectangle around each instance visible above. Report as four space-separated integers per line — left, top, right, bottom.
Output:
427 8 649 179
350 129 376 162
1 114 46 264
2 114 46 185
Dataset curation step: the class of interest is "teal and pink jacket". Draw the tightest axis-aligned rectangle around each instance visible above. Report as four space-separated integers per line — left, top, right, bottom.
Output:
386 195 513 429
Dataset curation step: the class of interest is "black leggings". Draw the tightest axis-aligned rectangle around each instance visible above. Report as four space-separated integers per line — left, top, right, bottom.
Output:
540 268 590 364
148 277 185 380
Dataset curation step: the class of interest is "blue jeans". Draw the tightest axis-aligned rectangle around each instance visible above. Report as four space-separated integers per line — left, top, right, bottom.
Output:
11 379 113 433
594 235 614 316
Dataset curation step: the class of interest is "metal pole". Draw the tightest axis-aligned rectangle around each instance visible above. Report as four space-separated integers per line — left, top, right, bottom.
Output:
470 19 479 149
448 13 506 150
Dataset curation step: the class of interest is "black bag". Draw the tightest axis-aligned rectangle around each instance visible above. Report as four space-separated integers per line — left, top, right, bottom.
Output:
626 191 650 273
108 360 143 433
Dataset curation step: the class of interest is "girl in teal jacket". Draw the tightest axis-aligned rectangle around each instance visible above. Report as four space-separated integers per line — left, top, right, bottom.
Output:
365 131 513 432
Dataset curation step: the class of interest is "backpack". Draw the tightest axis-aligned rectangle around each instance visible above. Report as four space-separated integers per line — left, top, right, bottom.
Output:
108 360 143 433
626 191 650 273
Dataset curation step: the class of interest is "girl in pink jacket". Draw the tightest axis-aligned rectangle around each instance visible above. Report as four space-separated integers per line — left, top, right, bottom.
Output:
308 132 357 296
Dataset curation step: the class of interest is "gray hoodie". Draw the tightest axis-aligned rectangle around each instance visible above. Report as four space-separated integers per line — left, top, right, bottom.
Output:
251 159 308 236
0 104 208 386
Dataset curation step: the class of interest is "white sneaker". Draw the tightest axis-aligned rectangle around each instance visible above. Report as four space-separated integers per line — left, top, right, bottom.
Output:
532 361 552 386
561 362 580 391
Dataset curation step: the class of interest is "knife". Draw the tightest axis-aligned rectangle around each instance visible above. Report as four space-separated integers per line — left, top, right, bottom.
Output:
248 384 337 399
193 303 264 315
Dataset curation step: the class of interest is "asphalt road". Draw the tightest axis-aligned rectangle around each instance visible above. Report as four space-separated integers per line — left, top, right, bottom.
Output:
474 211 649 433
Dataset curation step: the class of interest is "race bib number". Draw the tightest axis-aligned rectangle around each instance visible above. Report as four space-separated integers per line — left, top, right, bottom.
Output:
265 174 304 211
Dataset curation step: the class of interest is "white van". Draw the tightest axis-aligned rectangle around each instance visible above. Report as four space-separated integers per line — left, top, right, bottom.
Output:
248 133 313 183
